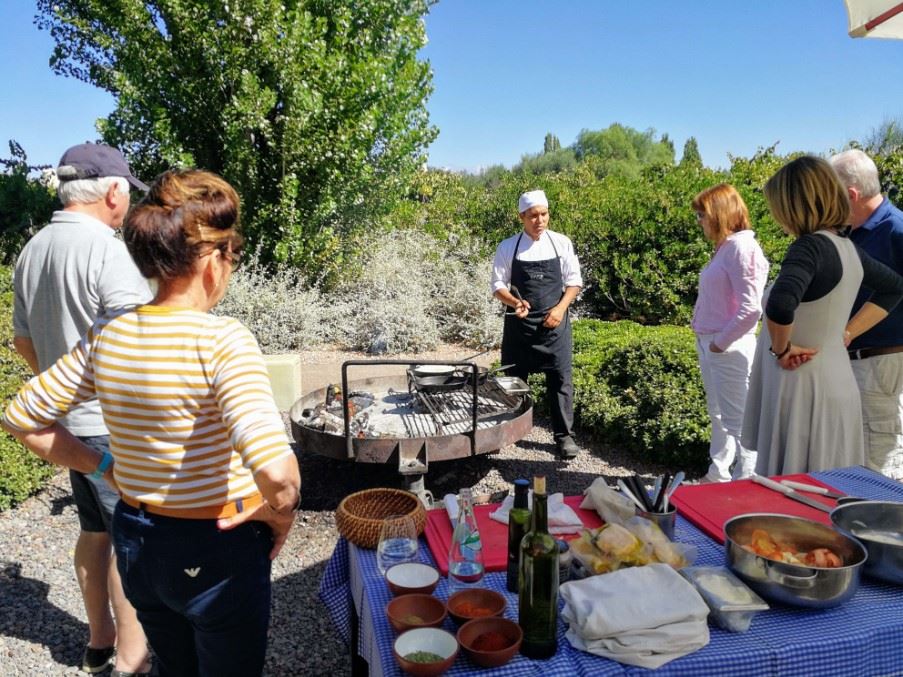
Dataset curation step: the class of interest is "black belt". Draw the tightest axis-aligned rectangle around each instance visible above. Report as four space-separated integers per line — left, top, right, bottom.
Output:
848 345 903 360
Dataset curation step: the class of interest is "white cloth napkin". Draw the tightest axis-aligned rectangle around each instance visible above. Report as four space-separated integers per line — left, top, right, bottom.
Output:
560 563 710 669
488 492 584 535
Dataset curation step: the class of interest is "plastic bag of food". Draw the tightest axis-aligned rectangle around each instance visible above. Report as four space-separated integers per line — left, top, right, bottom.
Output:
579 477 635 526
627 516 697 569
570 529 622 574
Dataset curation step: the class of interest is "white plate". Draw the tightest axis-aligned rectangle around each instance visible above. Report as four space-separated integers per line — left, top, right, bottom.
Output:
413 364 456 375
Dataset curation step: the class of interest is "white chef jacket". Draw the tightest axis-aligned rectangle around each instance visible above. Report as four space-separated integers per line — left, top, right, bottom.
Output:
490 229 583 295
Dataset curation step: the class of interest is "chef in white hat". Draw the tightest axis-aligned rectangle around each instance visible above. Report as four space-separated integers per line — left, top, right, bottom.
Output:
490 189 583 458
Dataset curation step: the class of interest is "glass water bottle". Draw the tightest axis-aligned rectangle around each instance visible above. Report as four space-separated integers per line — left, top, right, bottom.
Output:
447 488 484 592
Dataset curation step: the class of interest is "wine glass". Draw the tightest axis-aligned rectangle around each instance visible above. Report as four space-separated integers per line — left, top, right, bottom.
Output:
376 514 419 576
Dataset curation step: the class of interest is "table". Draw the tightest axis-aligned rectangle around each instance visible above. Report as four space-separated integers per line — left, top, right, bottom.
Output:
319 467 903 676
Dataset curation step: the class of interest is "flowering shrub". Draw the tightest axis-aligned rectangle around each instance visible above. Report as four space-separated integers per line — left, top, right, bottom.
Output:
213 250 332 352
217 231 503 354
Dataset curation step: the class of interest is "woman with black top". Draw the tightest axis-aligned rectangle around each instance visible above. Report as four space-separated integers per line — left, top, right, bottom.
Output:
742 156 903 474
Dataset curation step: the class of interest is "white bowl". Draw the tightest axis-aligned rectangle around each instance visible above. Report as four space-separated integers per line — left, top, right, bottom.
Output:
385 562 440 596
394 626 458 659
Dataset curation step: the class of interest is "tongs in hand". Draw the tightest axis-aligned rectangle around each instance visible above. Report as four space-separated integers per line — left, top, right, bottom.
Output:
505 284 527 316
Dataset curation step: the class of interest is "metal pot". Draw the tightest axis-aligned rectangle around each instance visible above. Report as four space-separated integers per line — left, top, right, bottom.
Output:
724 513 867 608
830 500 903 585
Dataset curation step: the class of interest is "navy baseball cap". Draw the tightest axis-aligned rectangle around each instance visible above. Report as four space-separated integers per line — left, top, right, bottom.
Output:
57 143 149 192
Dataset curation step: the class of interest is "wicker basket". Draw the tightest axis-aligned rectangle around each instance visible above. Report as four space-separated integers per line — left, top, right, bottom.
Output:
336 488 427 549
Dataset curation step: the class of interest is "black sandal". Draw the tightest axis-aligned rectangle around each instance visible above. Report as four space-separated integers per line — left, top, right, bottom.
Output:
81 645 114 673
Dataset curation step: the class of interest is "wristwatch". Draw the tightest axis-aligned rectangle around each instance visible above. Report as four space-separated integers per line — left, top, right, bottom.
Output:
769 342 791 359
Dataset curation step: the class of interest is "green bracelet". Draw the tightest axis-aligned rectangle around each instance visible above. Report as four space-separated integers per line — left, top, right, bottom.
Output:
90 451 113 480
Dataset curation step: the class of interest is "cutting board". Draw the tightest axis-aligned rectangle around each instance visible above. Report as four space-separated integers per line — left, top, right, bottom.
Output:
423 496 602 575
670 473 843 544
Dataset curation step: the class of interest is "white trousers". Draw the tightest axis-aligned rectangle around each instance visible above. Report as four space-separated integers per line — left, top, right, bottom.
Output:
696 332 758 482
850 352 903 481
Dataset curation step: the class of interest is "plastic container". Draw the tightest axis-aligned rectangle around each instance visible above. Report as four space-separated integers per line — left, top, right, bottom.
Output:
680 566 769 632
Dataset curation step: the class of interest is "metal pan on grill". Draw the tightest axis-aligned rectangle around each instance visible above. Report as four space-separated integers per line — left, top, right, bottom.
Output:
457 364 516 385
410 373 470 393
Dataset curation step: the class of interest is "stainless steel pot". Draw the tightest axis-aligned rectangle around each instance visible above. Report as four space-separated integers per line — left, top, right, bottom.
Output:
830 501 903 585
724 513 867 608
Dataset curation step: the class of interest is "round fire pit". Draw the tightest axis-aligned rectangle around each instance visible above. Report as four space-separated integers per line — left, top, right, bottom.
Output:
289 361 533 502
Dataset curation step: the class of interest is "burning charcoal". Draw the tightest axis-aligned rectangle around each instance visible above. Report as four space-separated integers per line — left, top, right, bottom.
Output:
319 411 344 434
348 391 376 411
349 412 370 437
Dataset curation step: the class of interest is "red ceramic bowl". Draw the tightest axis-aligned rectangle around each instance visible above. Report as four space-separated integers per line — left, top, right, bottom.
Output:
457 616 523 668
386 594 448 633
446 588 506 625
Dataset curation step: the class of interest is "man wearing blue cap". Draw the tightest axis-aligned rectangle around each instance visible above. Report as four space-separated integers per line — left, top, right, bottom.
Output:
12 143 152 675
491 190 583 459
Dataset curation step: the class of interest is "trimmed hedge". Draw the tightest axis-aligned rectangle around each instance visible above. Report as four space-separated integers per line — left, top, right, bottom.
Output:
0 266 54 511
570 319 710 473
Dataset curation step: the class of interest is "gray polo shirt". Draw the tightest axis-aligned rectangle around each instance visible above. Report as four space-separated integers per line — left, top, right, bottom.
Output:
13 210 152 436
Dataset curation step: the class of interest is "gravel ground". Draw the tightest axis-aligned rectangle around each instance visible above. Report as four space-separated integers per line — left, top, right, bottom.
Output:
0 347 676 676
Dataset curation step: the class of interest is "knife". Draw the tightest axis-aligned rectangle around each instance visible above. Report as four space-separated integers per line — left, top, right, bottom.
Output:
779 479 845 500
751 474 833 513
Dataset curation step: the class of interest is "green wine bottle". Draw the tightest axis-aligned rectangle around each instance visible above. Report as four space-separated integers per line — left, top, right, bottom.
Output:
506 478 531 593
518 475 559 659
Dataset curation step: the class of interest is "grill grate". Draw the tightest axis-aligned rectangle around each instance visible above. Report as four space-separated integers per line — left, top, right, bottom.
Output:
411 378 522 434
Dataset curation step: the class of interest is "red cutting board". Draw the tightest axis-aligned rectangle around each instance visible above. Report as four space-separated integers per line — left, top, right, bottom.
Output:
424 496 602 575
670 473 842 544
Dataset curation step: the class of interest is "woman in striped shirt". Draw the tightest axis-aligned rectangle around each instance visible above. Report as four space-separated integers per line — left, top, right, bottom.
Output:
3 170 301 676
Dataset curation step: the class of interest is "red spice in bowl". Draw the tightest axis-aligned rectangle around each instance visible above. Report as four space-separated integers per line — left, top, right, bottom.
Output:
446 588 506 626
457 617 523 668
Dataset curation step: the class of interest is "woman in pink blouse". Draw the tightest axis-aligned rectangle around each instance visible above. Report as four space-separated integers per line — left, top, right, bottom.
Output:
691 184 770 481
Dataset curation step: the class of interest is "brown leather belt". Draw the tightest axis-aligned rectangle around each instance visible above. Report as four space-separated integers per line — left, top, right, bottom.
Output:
848 345 903 361
120 492 263 519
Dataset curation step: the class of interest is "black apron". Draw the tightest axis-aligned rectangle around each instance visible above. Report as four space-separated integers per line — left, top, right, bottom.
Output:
501 232 574 438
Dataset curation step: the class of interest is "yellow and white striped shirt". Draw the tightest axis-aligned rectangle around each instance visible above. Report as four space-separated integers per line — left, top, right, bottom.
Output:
5 305 293 509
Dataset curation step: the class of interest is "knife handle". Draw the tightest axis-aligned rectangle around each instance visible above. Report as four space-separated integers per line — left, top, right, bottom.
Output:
751 473 793 496
780 480 829 495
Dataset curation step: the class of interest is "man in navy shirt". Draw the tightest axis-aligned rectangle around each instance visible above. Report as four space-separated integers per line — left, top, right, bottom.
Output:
831 149 903 480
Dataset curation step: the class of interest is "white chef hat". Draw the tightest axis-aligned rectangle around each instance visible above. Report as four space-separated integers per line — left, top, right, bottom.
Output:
518 189 548 214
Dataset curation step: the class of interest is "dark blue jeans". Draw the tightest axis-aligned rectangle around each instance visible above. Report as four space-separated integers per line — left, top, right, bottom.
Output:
113 502 273 677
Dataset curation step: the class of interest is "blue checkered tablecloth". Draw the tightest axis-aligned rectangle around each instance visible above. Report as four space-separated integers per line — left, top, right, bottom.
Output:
319 466 903 676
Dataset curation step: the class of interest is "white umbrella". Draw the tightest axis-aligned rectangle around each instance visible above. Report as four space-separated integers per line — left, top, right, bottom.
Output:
844 0 903 38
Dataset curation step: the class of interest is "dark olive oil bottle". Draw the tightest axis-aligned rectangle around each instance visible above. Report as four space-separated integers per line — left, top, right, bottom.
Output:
518 475 559 658
506 478 531 592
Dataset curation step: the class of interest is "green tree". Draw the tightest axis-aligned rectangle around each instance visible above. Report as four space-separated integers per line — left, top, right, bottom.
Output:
0 141 57 264
543 133 561 154
572 124 674 178
680 136 703 167
36 0 438 282
661 133 675 157
515 148 578 175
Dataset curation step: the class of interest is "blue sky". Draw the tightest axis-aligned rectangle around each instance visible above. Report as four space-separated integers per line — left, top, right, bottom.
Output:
2 1 903 171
